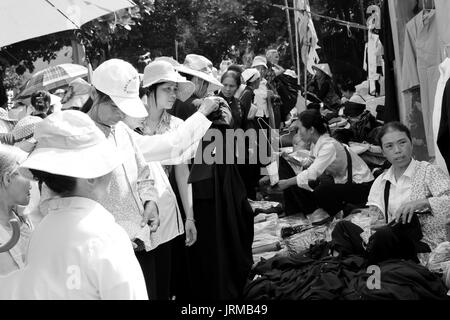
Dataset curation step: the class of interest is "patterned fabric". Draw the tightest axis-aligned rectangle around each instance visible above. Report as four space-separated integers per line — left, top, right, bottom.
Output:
143 111 183 176
368 161 450 249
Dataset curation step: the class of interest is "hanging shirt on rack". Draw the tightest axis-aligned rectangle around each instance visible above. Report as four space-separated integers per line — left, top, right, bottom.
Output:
402 9 441 158
432 58 450 175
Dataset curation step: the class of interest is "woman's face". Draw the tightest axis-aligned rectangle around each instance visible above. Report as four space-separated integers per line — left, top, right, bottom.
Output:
155 81 178 110
221 76 238 98
297 121 313 143
96 97 126 126
5 169 31 206
381 130 413 168
194 77 209 98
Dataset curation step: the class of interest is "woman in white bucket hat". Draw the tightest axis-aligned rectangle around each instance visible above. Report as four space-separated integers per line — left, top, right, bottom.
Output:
87 58 220 298
171 54 224 121
0 111 147 299
123 60 197 299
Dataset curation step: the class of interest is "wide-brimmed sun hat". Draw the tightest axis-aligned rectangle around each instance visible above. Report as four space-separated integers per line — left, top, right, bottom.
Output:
176 54 223 92
92 59 148 118
251 56 268 69
61 78 92 110
242 68 261 84
312 63 332 78
19 111 124 180
142 60 195 102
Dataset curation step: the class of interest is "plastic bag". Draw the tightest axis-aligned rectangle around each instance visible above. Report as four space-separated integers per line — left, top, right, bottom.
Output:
427 242 450 275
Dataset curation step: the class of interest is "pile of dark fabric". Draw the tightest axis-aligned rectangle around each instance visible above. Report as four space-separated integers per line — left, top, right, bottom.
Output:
243 220 449 300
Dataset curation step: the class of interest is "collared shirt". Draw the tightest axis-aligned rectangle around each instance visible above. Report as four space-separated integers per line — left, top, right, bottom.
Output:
367 159 417 222
296 134 374 189
140 112 185 249
98 121 157 251
0 197 148 300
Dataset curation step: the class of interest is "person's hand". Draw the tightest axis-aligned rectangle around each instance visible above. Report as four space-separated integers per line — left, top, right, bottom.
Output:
141 200 160 232
185 219 197 247
274 179 292 191
394 199 430 224
259 176 270 186
198 96 220 117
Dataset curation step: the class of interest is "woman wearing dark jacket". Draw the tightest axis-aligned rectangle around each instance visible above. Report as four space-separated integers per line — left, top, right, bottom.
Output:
238 68 262 199
218 70 243 129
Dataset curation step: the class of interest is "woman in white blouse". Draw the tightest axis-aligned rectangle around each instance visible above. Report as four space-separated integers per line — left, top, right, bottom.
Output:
122 60 197 300
0 145 32 276
275 110 374 223
366 122 450 250
0 111 147 300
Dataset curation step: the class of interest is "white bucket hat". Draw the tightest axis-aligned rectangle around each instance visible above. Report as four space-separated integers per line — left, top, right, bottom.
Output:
242 68 261 84
154 56 180 67
176 54 223 93
61 78 92 110
312 63 332 78
92 59 148 118
251 56 268 69
142 60 195 102
19 111 124 180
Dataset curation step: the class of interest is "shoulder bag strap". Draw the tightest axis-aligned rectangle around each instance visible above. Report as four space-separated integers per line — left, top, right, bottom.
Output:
343 145 353 185
384 180 391 223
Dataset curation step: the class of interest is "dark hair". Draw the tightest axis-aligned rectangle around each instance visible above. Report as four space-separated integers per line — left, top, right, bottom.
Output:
227 64 243 74
29 169 77 194
221 70 241 87
377 121 412 147
30 90 51 112
81 89 108 113
299 109 329 135
179 71 193 81
340 81 356 93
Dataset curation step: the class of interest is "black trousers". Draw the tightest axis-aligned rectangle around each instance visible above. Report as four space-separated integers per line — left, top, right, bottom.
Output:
279 156 373 216
135 238 174 300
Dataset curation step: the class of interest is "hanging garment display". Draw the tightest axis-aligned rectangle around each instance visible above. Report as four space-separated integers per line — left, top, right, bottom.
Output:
432 58 450 175
364 5 384 96
402 10 441 158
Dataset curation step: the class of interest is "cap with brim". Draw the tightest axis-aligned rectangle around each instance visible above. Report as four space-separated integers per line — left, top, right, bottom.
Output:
142 61 195 102
242 68 261 83
19 111 125 180
92 59 148 119
251 56 268 69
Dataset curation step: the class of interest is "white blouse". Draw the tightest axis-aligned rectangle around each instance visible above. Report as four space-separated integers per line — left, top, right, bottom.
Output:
0 197 147 300
296 134 374 190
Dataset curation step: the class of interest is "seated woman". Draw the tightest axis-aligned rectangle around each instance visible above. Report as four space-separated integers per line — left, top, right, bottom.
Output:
366 122 450 250
273 110 374 222
0 145 33 276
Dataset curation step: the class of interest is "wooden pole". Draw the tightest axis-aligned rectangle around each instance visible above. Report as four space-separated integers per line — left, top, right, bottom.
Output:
293 0 301 86
175 39 179 62
284 0 296 69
